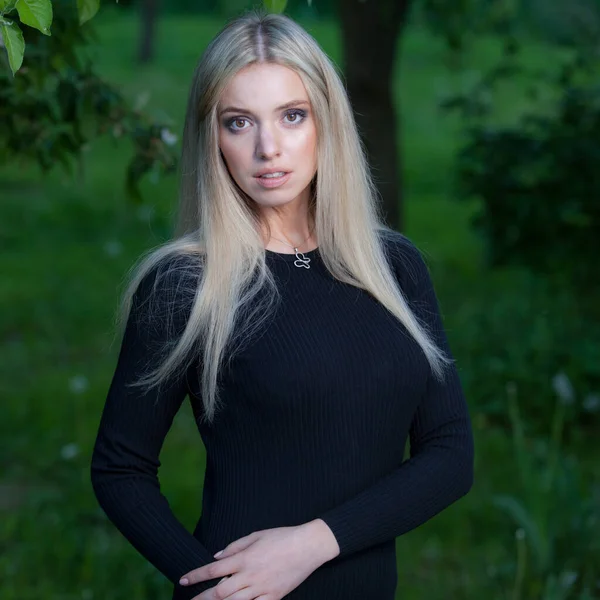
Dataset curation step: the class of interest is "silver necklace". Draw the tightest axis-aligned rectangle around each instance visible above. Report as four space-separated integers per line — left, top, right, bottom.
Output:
269 228 315 269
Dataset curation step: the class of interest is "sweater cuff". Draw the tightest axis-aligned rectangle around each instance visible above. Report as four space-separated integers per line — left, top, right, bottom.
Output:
316 508 361 558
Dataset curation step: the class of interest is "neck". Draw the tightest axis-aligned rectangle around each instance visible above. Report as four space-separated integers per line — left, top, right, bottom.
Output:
260 213 316 251
264 226 317 253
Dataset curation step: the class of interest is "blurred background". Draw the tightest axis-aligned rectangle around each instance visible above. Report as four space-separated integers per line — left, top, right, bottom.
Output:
1 0 599 598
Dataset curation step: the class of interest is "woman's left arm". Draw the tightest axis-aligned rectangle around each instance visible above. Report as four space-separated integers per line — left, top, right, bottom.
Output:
315 239 475 560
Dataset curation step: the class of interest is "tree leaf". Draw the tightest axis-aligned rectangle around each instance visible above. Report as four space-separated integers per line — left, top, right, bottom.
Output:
0 1 18 14
77 0 99 25
0 17 25 75
15 0 52 35
263 0 287 14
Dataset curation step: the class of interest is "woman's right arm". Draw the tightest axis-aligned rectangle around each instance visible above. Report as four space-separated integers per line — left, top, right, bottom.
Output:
90 256 222 598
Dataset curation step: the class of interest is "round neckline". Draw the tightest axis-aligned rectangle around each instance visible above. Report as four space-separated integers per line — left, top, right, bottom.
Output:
265 247 320 260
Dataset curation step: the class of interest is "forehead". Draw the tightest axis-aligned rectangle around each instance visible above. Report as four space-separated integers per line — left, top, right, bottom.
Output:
218 63 309 111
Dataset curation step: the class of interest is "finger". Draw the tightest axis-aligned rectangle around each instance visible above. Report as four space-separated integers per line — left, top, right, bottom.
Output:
181 558 239 586
192 575 234 600
214 531 259 558
192 576 231 600
192 588 213 600
179 566 211 586
192 588 220 600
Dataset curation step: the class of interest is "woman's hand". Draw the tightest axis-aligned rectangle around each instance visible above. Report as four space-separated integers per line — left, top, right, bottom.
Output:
179 520 339 599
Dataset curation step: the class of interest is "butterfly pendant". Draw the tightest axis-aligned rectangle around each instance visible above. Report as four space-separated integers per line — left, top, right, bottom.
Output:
294 251 311 269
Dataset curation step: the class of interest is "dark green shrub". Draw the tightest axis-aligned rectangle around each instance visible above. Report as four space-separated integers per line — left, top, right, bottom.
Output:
0 0 177 202
439 267 600 433
454 84 600 289
440 33 600 293
488 383 600 598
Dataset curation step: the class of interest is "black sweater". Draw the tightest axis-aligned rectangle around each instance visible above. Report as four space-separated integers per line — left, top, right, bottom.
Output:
90 232 474 599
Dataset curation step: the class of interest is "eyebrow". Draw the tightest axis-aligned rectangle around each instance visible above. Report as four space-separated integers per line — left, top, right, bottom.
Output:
218 99 310 117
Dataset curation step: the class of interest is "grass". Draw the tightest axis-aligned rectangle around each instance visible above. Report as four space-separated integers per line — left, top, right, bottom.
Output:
1 9 597 600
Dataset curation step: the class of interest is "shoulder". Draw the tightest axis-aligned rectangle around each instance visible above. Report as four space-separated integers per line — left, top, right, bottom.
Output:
378 228 431 294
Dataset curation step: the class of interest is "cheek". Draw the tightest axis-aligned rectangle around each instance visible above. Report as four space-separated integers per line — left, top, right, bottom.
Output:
218 128 250 168
219 138 238 170
290 128 317 167
219 144 244 190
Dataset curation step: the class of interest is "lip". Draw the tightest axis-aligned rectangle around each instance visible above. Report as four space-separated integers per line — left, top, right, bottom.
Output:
254 171 292 189
254 168 289 177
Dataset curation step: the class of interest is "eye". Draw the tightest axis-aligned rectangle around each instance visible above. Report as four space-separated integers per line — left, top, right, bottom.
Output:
284 109 307 125
227 117 250 133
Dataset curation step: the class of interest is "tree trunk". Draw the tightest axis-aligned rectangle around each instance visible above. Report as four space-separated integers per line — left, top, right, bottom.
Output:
337 0 412 231
138 0 158 64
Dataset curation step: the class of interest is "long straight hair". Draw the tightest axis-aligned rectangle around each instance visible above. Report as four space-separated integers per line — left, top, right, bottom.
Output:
115 9 451 425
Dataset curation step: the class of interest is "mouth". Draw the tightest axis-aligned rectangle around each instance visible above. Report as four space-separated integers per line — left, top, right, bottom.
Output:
254 171 292 188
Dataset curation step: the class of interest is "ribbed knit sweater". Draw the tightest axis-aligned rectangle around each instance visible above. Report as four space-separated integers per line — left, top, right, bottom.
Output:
90 231 474 599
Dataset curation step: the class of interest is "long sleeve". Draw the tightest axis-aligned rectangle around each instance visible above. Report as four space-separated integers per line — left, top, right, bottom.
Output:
316 238 474 558
90 255 223 598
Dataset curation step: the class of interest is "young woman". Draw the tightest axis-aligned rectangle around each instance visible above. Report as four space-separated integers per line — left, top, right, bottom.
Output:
90 10 474 600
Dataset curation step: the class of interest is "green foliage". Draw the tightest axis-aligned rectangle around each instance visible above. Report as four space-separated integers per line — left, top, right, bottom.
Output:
489 384 599 598
215 0 256 19
0 14 25 73
263 0 287 13
0 0 99 74
459 92 600 287
1 0 53 74
441 36 600 291
15 0 53 35
0 0 178 202
446 268 600 432
522 0 600 47
154 0 325 18
1 11 598 600
418 0 520 56
76 0 99 24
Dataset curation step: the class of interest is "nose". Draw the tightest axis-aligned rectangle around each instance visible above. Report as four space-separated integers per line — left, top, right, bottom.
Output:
255 123 281 160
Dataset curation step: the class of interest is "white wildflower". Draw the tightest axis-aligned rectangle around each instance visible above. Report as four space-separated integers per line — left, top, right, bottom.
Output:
583 394 600 413
552 371 575 405
60 443 80 460
69 375 89 394
160 128 178 146
560 570 578 588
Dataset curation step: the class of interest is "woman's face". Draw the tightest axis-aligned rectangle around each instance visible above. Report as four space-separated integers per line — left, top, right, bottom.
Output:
217 62 318 215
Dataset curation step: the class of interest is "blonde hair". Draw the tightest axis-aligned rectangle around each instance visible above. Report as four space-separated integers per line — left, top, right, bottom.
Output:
115 9 451 425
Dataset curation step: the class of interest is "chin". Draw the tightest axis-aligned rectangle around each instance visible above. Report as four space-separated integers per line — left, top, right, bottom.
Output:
258 195 298 207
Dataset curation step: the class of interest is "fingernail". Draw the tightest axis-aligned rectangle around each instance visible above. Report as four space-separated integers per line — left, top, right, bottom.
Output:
214 550 223 558
179 578 189 586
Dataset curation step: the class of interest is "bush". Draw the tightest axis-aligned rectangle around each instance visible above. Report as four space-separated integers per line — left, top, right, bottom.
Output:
488 382 600 598
454 83 600 289
440 267 600 434
441 33 600 293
